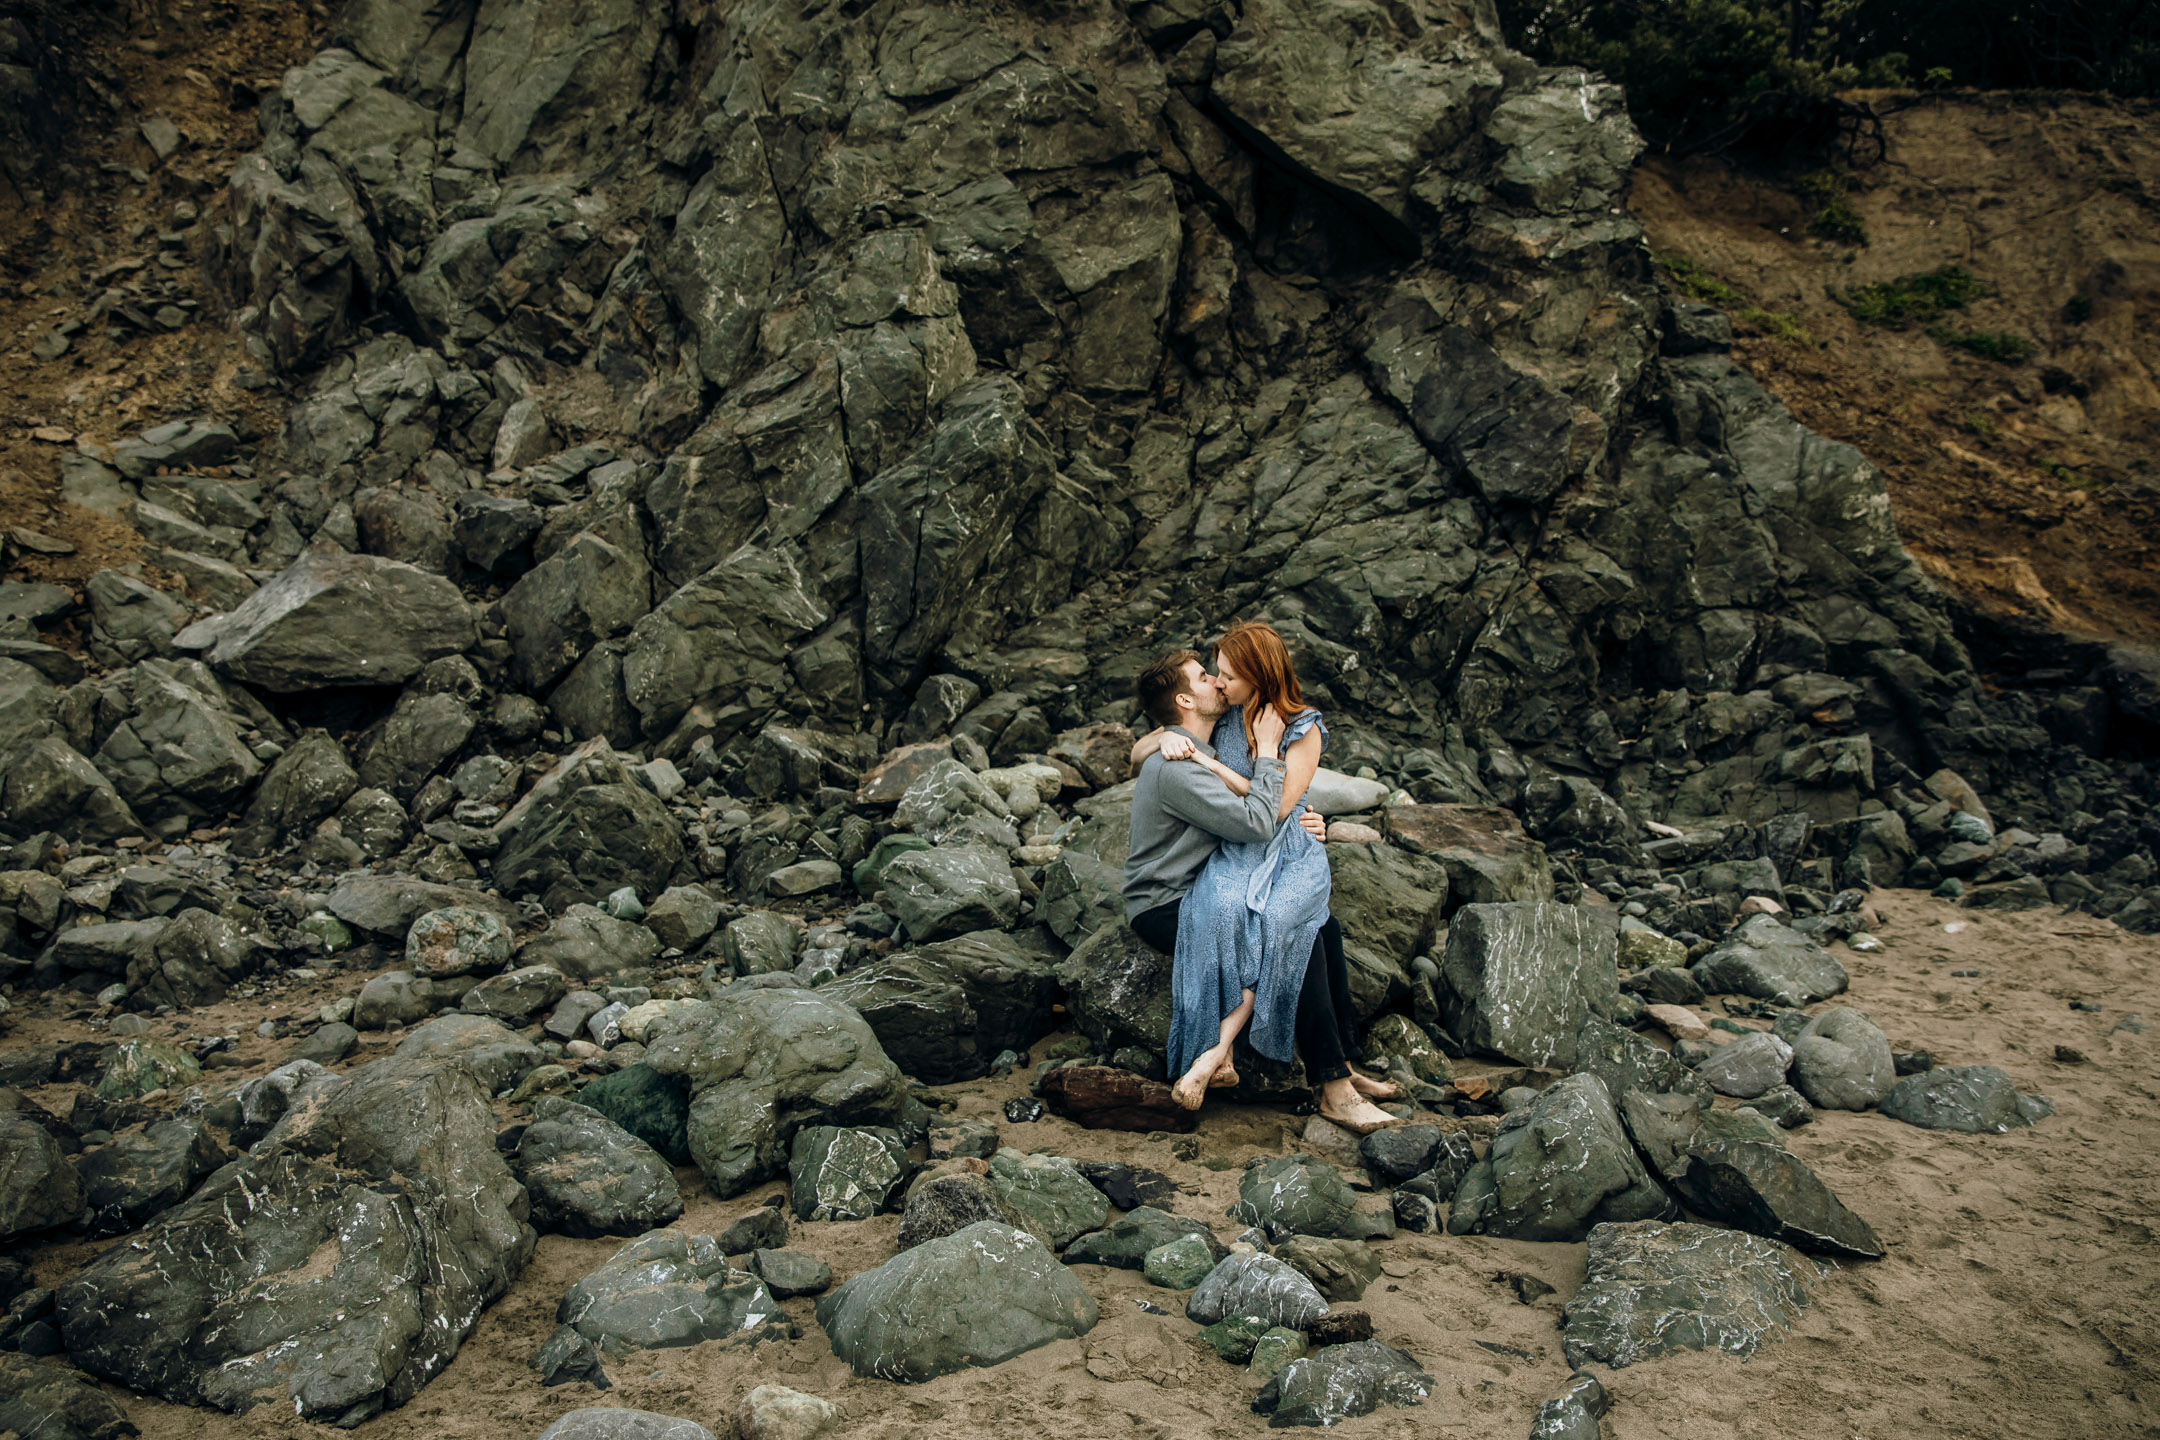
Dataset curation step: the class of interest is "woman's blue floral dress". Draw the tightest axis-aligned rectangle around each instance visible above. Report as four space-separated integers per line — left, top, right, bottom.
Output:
1165 709 1330 1079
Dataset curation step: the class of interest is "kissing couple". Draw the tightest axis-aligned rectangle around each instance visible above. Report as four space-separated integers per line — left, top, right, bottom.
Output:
1119 620 1402 1134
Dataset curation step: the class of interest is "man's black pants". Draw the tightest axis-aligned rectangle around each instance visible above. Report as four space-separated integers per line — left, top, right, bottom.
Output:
1129 900 1356 1083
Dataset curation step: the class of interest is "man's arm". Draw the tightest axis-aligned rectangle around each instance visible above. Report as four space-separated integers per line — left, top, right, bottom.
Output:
1156 756 1286 845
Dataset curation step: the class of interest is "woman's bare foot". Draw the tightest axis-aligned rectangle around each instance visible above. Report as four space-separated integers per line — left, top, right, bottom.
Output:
1174 1047 1227 1109
1317 1077 1400 1134
1208 1062 1241 1090
1348 1068 1402 1100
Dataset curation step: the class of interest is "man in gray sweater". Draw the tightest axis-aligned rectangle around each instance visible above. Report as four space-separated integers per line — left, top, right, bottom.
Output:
1119 650 1395 1129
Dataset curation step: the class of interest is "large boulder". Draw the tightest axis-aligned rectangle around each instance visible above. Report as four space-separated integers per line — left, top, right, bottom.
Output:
987 1149 1109 1249
75 1117 227 1235
515 1096 683 1238
1561 1221 1817 1369
879 845 1023 942
640 988 909 1197
1035 851 1122 947
1440 902 1622 1069
823 930 1059 1084
494 773 684 910
1571 1013 1712 1108
815 1221 1098 1382
394 1013 543 1093
522 904 662 979
56 1057 534 1423
0 736 142 842
1447 1074 1674 1242
557 1230 784 1357
620 545 828 740
1619 1092 1881 1259
1059 924 1174 1056
201 549 477 692
1690 915 1848 1007
1327 843 1449 962
324 873 516 940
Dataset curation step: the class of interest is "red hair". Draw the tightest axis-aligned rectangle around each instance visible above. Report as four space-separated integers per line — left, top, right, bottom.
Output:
1214 620 1314 753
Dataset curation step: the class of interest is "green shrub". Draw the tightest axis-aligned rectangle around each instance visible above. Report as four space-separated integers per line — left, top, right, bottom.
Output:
1930 327 2036 362
1797 169 1869 245
1842 265 1986 327
1653 252 1742 306
1961 411 2000 440
1737 307 1814 345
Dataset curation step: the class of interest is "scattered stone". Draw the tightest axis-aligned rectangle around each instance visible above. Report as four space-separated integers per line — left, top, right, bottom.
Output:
1064 1206 1218 1269
737 1384 839 1440
536 1411 713 1440
1530 1371 1610 1440
558 1230 783 1356
1005 1097 1044 1124
989 1148 1110 1249
1143 1233 1222 1289
1561 1220 1817 1368
74 1116 225 1235
1251 1340 1433 1427
0 1115 86 1240
789 1126 909 1221
515 1096 683 1237
1879 1066 2053 1134
816 1221 1098 1381
1230 1154 1391 1241
573 1064 691 1166
1040 1064 1193 1132
1185 1253 1330 1330
1448 1074 1674 1242
463 964 571 1025
1693 1032 1794 1101
1248 1327 1309 1385
1788 1008 1894 1110
1690 915 1848 1007
752 1249 833 1299
896 1168 1026 1250
1274 1236 1381 1302
1199 1314 1274 1364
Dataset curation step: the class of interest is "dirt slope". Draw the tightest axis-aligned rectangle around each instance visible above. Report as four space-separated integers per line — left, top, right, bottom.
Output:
1632 91 2160 646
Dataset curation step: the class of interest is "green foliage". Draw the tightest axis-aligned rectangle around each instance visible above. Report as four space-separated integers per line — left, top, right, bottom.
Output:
1929 327 2037 363
1841 265 1985 327
1960 410 2000 441
1492 0 2160 154
1797 168 1869 244
2064 294 2093 324
1653 251 1742 305
1737 307 1815 344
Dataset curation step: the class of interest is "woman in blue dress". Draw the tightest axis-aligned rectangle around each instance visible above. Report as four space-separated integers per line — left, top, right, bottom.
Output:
1131 620 1401 1133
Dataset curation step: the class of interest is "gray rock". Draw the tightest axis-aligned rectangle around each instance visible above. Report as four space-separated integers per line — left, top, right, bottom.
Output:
1142 1233 1222 1290
524 904 661 979
56 1057 533 1421
1251 1340 1434 1428
1062 1206 1218 1269
1879 1066 2052 1134
1274 1235 1381 1302
125 908 262 1010
723 911 798 976
494 772 685 911
546 991 610 1043
789 1126 909 1221
203 549 476 692
1230 1154 1391 1241
573 1064 691 1167
515 1096 683 1238
86 571 186 667
1441 902 1621 1069
880 845 1023 943
1530 1371 1611 1440
1619 1091 1881 1258
645 886 722 951
1361 1127 1476 1191
640 987 908 1197
1185 1252 1330 1330
558 1230 783 1356
1690 915 1848 1007
354 688 474 801
1561 1221 1817 1369
463 964 571 1025
987 1148 1109 1249
230 1060 342 1147
1788 1008 1894 1110
750 1250 831 1301
0 1352 140 1440
291 1021 360 1066
232 729 357 855
499 530 651 691
0 736 143 843
620 546 828 741
816 1221 1098 1382
537 1410 714 1440
394 1013 543 1092
406 905 513 977
824 930 1060 1085
1571 1013 1713 1107
75 1116 226 1235
1693 1032 1794 1100
1447 1074 1674 1242
352 970 437 1030
0 1114 85 1240
325 872 515 940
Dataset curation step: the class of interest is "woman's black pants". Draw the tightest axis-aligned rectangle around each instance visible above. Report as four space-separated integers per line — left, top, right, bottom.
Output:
1128 900 1355 1083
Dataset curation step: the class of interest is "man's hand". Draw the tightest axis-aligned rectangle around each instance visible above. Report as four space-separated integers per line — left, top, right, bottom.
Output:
1161 733 1196 761
1299 811 1326 842
1253 705 1287 758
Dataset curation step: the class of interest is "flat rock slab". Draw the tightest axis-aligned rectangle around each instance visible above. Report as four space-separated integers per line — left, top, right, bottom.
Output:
1562 1221 1819 1369
1879 1065 2052 1133
816 1221 1097 1382
1040 1064 1194 1132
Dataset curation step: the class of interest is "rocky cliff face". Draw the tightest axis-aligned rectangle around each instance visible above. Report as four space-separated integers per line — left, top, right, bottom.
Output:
5 0 2156 896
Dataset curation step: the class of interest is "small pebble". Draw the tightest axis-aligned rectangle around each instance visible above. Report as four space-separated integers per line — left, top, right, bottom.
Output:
1004 1097 1044 1124
2053 1045 2088 1064
1950 969 1981 978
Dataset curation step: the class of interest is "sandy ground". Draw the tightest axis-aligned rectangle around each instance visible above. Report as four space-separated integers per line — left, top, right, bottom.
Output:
4 887 2152 1440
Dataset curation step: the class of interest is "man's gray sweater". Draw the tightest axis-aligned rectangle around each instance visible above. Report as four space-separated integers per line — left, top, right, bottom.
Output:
1121 723 1286 920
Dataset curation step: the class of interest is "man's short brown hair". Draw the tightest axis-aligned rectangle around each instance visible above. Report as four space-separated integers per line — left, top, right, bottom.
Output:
1136 649 1201 730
